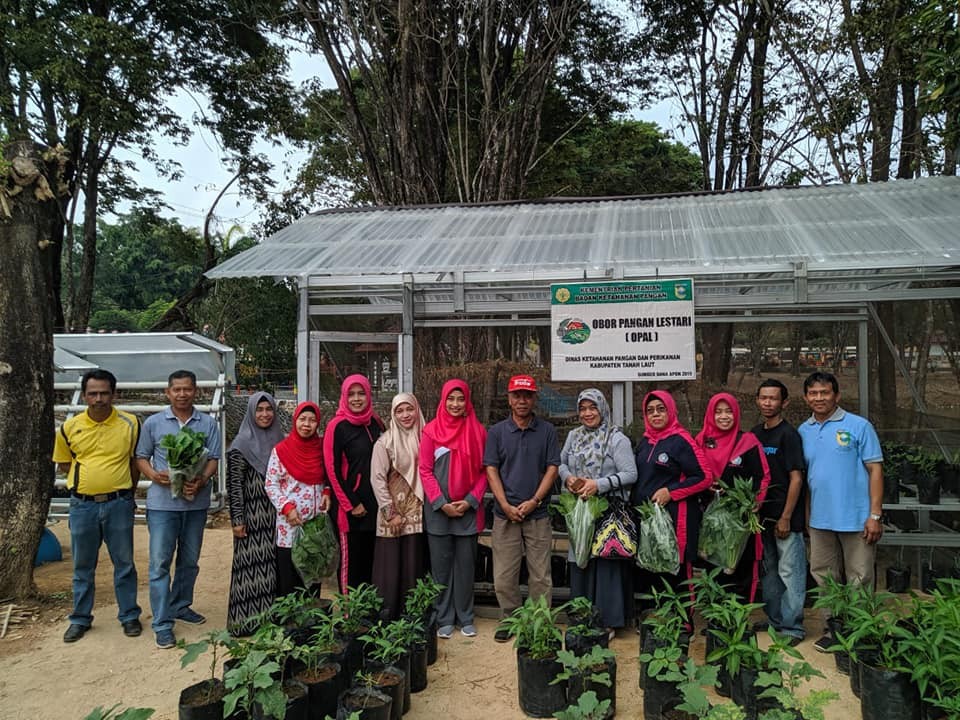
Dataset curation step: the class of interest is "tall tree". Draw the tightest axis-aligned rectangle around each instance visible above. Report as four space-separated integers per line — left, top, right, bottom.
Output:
0 140 65 597
286 0 643 204
0 0 293 331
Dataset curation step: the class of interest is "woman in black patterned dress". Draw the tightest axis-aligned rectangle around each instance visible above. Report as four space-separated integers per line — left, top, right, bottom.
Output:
227 391 285 634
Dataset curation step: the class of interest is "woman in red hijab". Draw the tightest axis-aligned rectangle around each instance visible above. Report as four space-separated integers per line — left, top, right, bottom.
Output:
264 401 330 596
632 390 713 611
419 379 488 639
695 392 771 602
323 375 384 593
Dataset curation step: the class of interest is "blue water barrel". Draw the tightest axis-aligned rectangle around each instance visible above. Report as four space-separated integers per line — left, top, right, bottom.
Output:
34 527 63 566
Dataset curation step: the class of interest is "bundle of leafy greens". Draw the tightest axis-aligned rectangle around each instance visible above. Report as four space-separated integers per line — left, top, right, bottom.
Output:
635 500 680 574
553 491 608 568
698 476 763 574
291 513 339 586
159 427 208 499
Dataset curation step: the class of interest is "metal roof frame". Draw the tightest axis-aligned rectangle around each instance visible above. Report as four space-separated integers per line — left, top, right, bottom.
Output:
206 178 960 421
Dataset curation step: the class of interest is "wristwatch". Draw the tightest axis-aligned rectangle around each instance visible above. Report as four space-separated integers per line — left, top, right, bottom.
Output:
869 513 882 521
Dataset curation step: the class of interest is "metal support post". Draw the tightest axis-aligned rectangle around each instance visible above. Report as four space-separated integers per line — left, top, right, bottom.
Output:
402 275 415 393
296 281 309 403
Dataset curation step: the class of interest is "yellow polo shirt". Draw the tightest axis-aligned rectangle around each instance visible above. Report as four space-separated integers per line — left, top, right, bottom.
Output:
53 408 140 494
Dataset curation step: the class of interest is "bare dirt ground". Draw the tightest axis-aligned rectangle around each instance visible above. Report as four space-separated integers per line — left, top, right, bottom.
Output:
0 519 860 720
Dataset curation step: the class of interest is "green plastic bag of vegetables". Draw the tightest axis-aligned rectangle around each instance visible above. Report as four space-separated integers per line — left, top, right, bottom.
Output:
697 476 762 574
552 492 608 569
291 513 339 586
635 501 680 575
159 427 208 499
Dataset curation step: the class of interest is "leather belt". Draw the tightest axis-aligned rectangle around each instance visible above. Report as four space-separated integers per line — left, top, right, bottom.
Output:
71 489 133 503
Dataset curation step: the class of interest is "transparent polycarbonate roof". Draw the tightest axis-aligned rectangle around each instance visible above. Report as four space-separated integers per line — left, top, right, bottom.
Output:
53 333 236 385
208 177 960 282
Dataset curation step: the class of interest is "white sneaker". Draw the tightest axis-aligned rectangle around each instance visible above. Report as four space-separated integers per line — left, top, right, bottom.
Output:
460 624 477 637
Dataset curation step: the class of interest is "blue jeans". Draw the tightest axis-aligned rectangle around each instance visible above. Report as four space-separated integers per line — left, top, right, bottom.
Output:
147 509 206 633
68 494 140 627
761 528 807 639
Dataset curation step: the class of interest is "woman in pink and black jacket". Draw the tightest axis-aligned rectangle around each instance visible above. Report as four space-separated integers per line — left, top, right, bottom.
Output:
632 390 713 613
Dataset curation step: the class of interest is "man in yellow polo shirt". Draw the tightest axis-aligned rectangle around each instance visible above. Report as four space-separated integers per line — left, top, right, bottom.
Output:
53 369 142 643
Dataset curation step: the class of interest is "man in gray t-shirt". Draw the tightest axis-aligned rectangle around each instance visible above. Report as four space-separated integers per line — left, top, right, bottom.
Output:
483 375 560 642
135 370 221 649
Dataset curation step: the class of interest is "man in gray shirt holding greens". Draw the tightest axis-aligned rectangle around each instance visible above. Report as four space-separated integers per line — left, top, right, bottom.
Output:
484 375 560 642
135 369 221 649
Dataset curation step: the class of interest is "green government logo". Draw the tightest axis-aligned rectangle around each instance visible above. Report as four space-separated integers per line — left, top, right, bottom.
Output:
557 318 590 345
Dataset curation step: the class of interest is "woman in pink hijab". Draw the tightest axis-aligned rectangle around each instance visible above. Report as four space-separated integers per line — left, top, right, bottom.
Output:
323 375 384 593
695 392 770 603
419 379 488 639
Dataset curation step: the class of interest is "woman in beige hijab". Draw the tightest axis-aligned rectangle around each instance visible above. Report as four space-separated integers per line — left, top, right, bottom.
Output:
370 392 427 620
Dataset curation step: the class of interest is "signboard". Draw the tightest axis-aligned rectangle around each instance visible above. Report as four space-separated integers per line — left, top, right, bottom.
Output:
550 280 696 382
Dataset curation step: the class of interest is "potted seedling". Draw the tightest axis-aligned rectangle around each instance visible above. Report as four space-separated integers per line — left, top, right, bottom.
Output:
352 668 403 720
941 450 960 496
290 617 344 720
238 623 310 720
554 691 612 720
755 654 838 720
708 621 800 720
336 671 392 720
562 597 607 656
692 568 743 696
361 618 421 713
910 448 942 505
269 589 330 646
336 584 385 680
880 440 908 503
811 575 857 675
223 649 287 720
639 582 694 720
835 588 918 720
551 645 616 719
402 575 444 666
387 616 426 696
177 629 232 720
83 707 154 720
897 589 960 720
886 546 912 593
501 595 566 718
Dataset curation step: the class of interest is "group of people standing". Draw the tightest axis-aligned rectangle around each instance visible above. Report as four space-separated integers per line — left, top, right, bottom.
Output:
58 364 883 655
56 368 222 649
226 374 496 638
561 371 883 652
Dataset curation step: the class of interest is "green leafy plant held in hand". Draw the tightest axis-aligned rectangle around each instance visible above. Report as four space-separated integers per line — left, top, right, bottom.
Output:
698 476 762 573
159 427 207 498
291 514 338 587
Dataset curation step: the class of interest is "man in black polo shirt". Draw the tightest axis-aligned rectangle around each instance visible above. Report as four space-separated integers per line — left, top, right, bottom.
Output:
752 378 807 645
484 375 561 642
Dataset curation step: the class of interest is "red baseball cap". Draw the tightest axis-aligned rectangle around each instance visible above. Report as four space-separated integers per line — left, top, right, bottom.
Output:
507 375 539 393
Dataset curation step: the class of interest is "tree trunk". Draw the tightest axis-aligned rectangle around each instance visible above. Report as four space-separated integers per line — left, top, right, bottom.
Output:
69 161 101 332
746 0 773 188
0 140 58 598
700 323 734 385
897 78 920 179
876 301 898 426
912 301 933 422
791 325 803 378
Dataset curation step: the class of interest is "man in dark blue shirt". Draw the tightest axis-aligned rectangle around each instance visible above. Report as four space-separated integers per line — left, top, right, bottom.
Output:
483 375 560 642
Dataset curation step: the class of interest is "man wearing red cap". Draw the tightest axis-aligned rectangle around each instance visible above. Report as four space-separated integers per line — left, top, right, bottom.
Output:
483 375 561 642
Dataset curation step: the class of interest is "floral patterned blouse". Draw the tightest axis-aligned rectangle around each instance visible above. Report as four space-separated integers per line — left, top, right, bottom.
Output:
264 449 330 548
